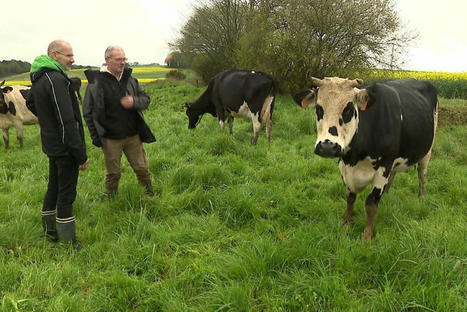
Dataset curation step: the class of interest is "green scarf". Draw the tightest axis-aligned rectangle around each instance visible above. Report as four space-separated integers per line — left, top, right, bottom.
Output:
30 55 66 74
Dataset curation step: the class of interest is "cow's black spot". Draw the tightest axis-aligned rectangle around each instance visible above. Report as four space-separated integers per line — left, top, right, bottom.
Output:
342 102 354 123
328 126 338 136
315 104 324 121
339 118 343 126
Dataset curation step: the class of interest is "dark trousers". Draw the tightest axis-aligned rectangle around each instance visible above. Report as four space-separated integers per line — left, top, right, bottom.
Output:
42 156 79 223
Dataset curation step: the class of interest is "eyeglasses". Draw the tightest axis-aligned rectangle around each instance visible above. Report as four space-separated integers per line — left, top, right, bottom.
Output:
110 57 128 62
56 51 74 58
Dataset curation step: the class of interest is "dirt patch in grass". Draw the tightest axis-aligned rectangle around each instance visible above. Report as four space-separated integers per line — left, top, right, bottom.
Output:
438 106 467 126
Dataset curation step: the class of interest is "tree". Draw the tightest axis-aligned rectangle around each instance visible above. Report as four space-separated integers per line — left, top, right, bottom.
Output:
172 0 415 91
172 0 249 81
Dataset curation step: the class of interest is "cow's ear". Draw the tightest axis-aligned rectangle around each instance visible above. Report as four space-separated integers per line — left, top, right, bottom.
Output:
354 89 370 111
2 86 13 94
293 88 318 108
0 80 5 87
8 102 16 115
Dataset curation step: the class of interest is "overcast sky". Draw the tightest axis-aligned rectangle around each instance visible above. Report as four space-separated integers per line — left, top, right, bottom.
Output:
1 0 466 72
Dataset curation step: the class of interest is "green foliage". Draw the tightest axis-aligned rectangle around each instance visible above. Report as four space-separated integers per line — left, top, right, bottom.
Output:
172 0 413 91
165 69 186 81
0 60 31 79
192 54 225 82
430 79 467 99
0 81 465 311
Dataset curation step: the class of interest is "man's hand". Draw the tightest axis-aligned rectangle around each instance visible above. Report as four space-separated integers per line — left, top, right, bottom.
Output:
120 94 134 109
79 159 90 171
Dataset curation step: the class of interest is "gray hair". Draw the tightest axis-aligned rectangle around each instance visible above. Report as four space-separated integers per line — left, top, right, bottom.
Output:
47 39 70 56
105 46 124 59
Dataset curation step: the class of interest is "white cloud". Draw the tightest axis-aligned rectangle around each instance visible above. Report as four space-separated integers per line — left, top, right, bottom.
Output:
1 0 466 72
395 0 467 72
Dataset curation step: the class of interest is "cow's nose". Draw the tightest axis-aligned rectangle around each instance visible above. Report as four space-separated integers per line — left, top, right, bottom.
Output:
315 140 343 158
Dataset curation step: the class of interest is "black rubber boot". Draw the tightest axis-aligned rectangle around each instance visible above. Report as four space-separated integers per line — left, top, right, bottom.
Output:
56 221 82 251
41 212 58 242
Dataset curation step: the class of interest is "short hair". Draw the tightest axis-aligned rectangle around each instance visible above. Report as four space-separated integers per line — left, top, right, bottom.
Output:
47 40 69 56
105 46 124 59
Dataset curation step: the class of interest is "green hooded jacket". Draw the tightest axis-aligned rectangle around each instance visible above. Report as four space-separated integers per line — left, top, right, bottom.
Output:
30 55 66 74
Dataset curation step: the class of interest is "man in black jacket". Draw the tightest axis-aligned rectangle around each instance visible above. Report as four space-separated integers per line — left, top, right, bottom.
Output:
83 46 155 197
28 39 89 249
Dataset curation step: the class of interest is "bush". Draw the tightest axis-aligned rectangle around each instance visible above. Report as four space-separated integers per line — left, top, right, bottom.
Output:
165 70 186 81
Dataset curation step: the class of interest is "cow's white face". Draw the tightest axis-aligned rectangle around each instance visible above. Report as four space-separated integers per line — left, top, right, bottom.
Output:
301 77 369 158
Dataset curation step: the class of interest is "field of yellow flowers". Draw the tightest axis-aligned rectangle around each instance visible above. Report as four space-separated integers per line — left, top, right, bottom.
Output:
362 70 467 99
2 66 170 86
3 67 467 99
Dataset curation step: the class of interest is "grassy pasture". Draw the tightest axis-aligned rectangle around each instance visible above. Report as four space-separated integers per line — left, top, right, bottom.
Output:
0 75 466 311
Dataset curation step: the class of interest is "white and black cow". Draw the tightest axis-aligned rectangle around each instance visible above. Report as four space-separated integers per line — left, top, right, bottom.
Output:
0 80 38 149
294 77 438 241
185 70 278 145
70 77 83 105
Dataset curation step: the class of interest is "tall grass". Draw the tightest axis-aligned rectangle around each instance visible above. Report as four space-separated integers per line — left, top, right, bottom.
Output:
0 80 465 311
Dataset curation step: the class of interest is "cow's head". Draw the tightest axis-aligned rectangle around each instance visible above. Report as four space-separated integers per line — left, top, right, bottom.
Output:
294 77 368 158
184 102 203 129
0 80 16 115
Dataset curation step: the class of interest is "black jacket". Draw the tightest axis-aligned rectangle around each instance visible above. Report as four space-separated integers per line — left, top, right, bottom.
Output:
83 68 156 147
27 69 87 165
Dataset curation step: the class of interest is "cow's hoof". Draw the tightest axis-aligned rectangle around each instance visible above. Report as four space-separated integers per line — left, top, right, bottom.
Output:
363 227 373 242
342 214 352 225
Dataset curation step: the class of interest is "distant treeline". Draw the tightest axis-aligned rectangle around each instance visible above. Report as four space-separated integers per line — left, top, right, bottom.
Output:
0 60 31 79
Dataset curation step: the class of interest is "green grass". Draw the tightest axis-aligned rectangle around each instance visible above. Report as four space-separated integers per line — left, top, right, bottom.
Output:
0 81 465 311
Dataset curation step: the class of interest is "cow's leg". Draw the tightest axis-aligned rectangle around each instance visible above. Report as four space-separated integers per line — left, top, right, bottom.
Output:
363 167 388 241
15 123 24 148
2 129 9 150
417 107 437 198
265 117 272 146
343 191 356 225
384 171 396 194
218 120 225 129
364 189 382 241
261 95 274 146
227 116 234 135
417 151 432 198
251 113 261 145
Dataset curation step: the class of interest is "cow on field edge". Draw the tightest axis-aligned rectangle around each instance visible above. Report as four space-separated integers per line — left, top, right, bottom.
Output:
70 77 83 105
184 70 278 145
294 77 438 241
0 80 38 149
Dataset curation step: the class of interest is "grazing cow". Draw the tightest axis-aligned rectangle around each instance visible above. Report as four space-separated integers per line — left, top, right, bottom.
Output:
70 77 82 105
185 70 278 145
294 77 438 240
0 80 38 149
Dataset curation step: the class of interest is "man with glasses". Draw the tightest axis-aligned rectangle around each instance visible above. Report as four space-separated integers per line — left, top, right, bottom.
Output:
27 39 89 250
83 46 155 197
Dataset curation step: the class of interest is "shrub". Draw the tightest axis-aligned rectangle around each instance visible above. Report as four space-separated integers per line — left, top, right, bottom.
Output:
165 70 186 81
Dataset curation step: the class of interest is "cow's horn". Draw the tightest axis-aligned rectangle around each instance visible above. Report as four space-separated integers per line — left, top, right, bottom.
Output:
349 78 364 87
0 80 5 87
310 77 323 87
